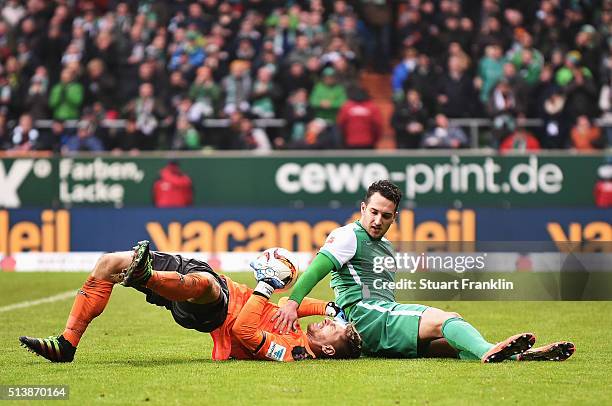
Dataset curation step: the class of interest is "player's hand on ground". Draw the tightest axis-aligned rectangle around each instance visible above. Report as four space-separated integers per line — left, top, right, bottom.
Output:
271 299 299 334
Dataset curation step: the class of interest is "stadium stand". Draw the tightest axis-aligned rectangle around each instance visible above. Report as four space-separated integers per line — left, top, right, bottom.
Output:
0 0 610 152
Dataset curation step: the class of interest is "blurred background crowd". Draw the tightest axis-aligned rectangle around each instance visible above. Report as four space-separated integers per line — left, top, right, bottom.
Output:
0 0 610 153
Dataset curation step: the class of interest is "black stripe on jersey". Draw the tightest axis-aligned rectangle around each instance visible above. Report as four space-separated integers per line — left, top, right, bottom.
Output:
253 332 267 354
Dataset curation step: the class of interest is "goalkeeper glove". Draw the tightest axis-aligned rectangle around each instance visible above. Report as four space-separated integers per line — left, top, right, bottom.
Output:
250 260 286 299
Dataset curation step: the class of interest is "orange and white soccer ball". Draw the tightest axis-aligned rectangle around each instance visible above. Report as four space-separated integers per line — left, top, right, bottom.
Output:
250 247 299 292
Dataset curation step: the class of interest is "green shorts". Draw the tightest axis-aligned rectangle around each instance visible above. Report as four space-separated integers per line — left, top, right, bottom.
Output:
347 300 428 358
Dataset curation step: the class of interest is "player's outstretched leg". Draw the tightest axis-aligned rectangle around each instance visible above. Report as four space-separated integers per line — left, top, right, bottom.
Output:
420 308 535 362
518 341 575 361
19 250 132 362
481 333 536 363
122 240 153 287
19 335 76 363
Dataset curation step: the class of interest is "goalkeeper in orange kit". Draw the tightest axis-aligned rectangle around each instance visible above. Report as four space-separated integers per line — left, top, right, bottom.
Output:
19 241 361 362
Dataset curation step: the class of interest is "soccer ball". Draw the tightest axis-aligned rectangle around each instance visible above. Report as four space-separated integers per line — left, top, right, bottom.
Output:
251 247 299 291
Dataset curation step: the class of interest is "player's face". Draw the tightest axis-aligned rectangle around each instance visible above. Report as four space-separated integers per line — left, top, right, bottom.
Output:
307 318 346 344
360 192 397 239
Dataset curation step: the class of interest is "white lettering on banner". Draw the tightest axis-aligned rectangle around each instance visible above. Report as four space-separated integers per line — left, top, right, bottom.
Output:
0 160 33 208
274 157 564 199
59 158 145 204
275 162 390 195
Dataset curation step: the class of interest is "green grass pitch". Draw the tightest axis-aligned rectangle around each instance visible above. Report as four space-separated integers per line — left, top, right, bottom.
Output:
1 272 610 405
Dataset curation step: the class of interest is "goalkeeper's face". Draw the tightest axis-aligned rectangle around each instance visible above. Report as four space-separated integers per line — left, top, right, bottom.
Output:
307 318 348 355
360 192 397 239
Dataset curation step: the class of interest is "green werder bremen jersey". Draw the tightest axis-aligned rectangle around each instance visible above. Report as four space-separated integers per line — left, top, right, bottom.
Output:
319 221 397 309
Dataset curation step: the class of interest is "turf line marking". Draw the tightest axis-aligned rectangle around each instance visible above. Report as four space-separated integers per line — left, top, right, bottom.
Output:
0 290 75 313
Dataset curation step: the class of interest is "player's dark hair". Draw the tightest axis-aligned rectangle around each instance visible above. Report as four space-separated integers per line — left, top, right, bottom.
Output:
334 323 362 359
364 180 402 211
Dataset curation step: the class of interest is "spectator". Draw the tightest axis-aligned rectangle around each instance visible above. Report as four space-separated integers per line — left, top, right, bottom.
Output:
558 52 599 122
475 43 505 104
188 66 222 122
49 120 70 152
507 31 544 86
337 86 383 149
436 55 477 117
422 113 469 149
570 115 604 151
49 68 84 121
574 25 600 84
237 116 271 151
499 128 541 153
540 90 569 149
280 62 312 99
404 53 440 114
286 34 316 66
222 60 252 115
487 80 518 143
391 47 418 100
116 116 144 152
392 89 429 149
533 2 562 57
250 66 280 119
152 161 193 208
331 55 358 89
123 83 169 150
360 0 392 72
83 59 116 112
2 0 25 28
172 116 201 150
281 88 313 148
63 119 104 153
594 164 612 208
9 113 40 151
24 66 49 121
87 31 118 79
309 67 347 124
285 118 335 150
500 62 530 115
599 53 612 146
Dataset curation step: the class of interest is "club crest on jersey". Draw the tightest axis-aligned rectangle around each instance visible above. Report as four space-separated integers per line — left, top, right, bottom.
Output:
326 236 335 244
291 346 313 361
266 342 287 361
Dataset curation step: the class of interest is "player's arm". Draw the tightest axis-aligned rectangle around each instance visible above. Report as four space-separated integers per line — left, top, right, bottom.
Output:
232 279 298 362
273 226 356 332
231 287 270 355
271 253 334 332
278 296 343 319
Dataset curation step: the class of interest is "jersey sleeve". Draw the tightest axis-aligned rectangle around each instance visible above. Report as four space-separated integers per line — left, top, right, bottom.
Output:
319 225 357 270
288 253 334 304
278 296 327 317
231 293 268 355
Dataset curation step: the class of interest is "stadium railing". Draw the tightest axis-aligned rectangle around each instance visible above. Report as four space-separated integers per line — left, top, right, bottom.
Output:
24 117 612 150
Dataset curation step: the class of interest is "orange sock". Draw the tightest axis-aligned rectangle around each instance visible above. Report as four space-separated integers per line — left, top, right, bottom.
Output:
145 271 210 302
62 276 114 347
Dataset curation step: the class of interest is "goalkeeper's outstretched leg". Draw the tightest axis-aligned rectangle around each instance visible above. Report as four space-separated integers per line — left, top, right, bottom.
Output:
20 241 223 362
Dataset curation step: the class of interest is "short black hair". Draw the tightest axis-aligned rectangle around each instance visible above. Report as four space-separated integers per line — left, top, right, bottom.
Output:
333 323 362 359
364 180 402 211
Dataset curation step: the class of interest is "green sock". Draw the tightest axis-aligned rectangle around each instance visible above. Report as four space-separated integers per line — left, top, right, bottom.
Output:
458 350 481 360
442 317 494 359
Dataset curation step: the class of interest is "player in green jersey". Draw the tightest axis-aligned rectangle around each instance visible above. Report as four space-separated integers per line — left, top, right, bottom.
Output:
273 180 575 363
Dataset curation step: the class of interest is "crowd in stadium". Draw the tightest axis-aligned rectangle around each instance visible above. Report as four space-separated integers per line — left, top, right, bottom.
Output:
0 0 610 152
